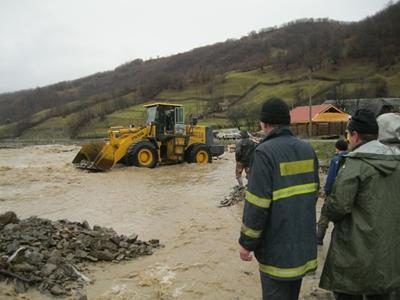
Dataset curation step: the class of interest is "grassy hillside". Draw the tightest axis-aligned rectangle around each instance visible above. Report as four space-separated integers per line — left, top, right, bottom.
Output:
1 57 395 139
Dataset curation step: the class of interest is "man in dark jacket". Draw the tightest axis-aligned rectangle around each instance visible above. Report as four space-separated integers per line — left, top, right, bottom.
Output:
319 109 400 299
317 139 348 245
235 131 256 187
239 97 319 300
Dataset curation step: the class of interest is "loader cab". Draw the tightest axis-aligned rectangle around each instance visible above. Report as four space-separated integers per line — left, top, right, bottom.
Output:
145 103 185 138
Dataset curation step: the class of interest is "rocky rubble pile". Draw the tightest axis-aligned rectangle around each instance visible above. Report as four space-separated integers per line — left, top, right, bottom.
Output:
0 211 160 297
219 186 246 207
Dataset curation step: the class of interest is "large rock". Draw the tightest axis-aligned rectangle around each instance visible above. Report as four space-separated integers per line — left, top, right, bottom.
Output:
13 262 37 272
24 250 44 265
92 250 114 261
0 211 19 226
50 284 66 296
41 263 57 276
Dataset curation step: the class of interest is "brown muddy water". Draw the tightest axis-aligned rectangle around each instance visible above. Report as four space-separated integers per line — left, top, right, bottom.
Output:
0 145 332 300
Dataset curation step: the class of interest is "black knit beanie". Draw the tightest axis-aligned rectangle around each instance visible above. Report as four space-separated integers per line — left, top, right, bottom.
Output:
335 139 348 151
347 109 378 134
259 97 290 125
240 130 249 138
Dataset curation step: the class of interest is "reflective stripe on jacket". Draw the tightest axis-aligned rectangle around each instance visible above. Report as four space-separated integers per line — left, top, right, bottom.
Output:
239 126 319 280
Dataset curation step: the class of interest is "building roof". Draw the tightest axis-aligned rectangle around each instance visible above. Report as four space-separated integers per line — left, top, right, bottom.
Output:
290 104 350 124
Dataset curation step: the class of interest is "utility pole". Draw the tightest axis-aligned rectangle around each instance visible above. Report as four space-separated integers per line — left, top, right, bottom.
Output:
308 71 313 138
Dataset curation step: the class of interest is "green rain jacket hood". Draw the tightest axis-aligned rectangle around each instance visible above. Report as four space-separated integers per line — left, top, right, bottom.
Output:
319 140 400 295
350 140 400 174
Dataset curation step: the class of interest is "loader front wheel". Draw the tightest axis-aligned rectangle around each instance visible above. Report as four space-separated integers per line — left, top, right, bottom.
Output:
126 141 158 168
188 144 212 164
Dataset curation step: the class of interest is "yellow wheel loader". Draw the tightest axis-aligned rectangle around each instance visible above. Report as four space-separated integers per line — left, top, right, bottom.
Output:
72 103 225 171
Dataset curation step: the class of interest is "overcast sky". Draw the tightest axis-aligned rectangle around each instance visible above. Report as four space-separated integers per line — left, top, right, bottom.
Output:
0 0 391 93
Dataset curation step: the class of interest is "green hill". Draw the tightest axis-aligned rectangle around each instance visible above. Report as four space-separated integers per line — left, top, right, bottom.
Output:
0 2 399 139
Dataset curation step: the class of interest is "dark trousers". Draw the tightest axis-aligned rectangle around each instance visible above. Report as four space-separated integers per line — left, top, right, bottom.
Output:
317 197 330 230
334 292 392 300
260 272 302 300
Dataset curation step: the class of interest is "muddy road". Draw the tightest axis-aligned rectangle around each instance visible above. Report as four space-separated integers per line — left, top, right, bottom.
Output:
0 145 332 299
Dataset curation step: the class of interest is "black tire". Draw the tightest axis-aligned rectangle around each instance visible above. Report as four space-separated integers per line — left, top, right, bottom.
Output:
187 144 212 164
125 141 158 168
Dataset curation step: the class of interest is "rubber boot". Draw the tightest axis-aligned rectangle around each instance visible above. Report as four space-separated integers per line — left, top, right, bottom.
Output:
317 224 326 245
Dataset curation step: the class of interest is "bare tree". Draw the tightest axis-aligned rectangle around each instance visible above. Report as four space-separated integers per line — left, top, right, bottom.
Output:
226 106 243 129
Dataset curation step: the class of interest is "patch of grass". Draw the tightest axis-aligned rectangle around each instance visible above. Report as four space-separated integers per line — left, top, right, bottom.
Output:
21 114 75 139
379 63 400 96
157 67 308 106
315 59 378 79
21 95 140 139
336 82 380 97
0 123 17 138
77 103 146 138
158 85 212 100
234 79 335 107
309 140 337 164
386 73 400 96
223 71 261 95
198 117 230 129
222 67 306 97
177 99 210 118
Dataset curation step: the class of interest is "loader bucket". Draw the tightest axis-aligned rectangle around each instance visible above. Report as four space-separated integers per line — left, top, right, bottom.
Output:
72 142 115 171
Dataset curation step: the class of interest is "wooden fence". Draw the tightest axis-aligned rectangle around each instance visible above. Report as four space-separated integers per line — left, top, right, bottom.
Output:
290 121 348 137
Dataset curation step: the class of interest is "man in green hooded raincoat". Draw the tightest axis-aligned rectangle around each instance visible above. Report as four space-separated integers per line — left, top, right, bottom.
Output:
319 109 400 300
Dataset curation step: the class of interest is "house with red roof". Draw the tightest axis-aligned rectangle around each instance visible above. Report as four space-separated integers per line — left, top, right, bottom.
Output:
290 104 350 137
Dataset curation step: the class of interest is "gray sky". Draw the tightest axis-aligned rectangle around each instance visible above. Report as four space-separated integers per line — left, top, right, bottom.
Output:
0 0 391 93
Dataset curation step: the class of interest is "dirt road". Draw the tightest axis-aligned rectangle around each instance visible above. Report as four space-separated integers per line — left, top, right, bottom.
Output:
0 144 332 299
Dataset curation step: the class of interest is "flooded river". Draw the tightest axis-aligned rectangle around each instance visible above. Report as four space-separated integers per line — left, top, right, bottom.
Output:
0 144 332 299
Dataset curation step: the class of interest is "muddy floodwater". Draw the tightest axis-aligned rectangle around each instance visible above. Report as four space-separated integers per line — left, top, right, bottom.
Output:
0 144 332 300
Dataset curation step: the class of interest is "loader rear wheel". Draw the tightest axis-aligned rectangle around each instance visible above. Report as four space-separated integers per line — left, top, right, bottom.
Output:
126 141 158 168
188 144 212 164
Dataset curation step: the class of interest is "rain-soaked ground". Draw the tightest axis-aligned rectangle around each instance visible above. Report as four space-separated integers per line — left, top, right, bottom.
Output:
0 144 333 300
